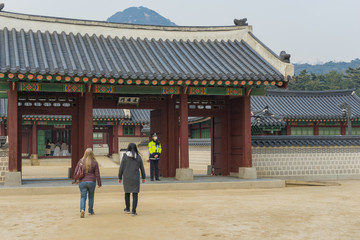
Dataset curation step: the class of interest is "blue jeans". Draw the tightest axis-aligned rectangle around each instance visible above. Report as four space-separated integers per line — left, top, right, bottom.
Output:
79 181 96 213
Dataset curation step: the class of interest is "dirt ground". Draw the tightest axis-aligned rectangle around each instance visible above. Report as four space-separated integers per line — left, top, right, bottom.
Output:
21 156 208 178
1 180 360 240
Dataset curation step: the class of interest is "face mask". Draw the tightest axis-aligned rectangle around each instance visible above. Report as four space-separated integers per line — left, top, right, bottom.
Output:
153 137 158 141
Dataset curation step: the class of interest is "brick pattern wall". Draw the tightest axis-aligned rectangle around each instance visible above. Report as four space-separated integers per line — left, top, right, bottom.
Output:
252 146 360 181
0 148 9 183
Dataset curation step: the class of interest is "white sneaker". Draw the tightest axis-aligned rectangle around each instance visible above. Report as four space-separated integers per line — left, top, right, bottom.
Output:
80 210 85 218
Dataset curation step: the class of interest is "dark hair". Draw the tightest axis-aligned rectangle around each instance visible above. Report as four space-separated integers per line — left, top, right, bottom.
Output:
127 143 140 157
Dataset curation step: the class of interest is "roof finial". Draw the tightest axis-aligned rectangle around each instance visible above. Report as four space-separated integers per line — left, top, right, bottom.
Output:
234 18 248 26
280 51 291 63
0 3 4 11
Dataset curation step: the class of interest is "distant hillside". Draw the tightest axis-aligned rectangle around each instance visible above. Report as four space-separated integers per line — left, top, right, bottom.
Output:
107 6 176 26
294 58 360 75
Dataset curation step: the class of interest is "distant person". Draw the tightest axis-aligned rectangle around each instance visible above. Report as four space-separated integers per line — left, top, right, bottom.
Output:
50 142 55 156
148 133 162 181
54 145 61 156
45 141 51 156
118 143 146 216
61 142 69 156
74 148 102 218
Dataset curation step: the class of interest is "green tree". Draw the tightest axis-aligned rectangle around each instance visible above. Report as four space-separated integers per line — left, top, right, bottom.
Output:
288 67 360 94
344 67 360 94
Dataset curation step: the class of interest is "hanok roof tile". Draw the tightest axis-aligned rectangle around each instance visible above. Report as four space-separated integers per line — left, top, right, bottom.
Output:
0 11 292 83
251 89 360 120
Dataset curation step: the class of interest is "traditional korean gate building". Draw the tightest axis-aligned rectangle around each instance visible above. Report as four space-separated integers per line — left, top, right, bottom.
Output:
0 105 149 160
0 10 293 182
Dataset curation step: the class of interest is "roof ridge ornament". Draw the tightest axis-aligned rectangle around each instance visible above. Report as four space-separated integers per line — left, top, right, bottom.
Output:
280 51 291 63
0 3 4 11
234 18 248 26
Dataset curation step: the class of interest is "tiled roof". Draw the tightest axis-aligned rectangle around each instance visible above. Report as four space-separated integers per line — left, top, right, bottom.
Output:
0 11 292 83
22 115 71 121
252 135 360 147
93 109 127 119
251 115 286 127
129 109 151 124
251 89 360 120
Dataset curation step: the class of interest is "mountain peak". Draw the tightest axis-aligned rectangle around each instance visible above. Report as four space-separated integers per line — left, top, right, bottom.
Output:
107 6 176 26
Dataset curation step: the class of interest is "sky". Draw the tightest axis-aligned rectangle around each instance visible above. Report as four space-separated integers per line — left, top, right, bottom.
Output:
2 0 360 64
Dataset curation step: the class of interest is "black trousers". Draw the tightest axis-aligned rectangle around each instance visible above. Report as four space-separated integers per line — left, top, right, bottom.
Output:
150 160 159 180
125 192 138 213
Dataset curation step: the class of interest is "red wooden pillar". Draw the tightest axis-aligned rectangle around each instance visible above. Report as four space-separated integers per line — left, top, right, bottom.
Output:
113 123 119 154
314 122 319 135
83 90 93 150
240 95 252 168
229 95 252 172
167 96 177 177
160 104 169 177
17 114 22 171
71 111 79 177
78 98 85 156
286 125 291 135
223 98 231 175
31 122 37 155
134 125 141 136
78 89 93 156
341 122 346 135
108 127 113 156
71 89 93 177
7 84 19 172
0 121 5 136
179 91 189 168
118 124 124 136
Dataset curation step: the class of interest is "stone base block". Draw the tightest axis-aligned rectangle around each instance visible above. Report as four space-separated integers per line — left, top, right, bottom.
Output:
176 168 194 181
4 172 22 186
230 167 257 179
112 153 120 164
30 154 40 166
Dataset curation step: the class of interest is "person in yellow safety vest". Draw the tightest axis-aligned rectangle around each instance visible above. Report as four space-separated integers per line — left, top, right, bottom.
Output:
148 133 162 181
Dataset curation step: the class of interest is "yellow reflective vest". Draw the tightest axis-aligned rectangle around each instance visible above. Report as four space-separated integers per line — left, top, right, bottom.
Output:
148 140 162 158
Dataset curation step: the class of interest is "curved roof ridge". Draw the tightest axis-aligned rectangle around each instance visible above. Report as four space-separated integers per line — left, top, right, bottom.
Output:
266 89 357 97
0 10 247 32
248 32 279 59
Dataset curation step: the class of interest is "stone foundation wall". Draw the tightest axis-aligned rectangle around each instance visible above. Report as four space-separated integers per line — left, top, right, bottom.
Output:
252 146 360 181
0 148 9 183
189 145 211 170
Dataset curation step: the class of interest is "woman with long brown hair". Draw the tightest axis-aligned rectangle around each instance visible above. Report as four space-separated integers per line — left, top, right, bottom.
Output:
74 148 102 218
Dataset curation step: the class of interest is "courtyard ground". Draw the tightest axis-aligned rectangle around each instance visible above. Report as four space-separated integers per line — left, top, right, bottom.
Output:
21 153 209 179
1 180 360 240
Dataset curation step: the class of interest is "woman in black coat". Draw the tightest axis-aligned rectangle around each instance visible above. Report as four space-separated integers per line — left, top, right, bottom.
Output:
118 143 146 216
